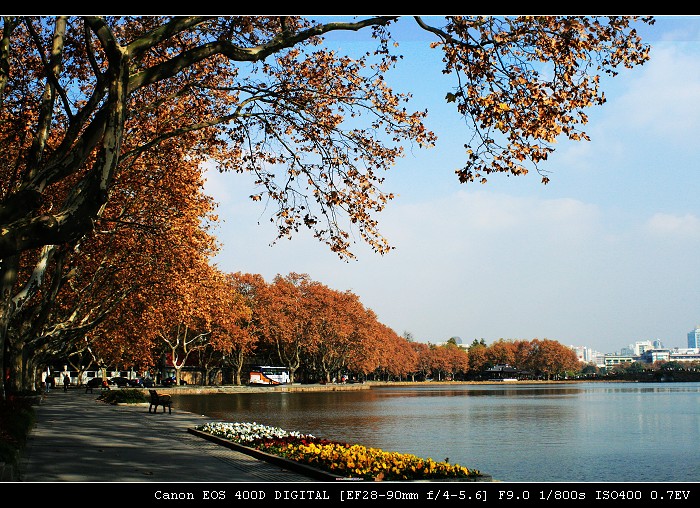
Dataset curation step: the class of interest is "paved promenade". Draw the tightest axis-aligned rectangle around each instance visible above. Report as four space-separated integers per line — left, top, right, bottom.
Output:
15 388 316 482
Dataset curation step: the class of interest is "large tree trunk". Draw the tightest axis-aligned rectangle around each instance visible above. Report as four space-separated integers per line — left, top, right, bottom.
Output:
0 255 19 399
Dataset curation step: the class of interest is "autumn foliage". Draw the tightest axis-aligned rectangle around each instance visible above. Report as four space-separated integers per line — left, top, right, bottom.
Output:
162 270 584 384
0 16 653 394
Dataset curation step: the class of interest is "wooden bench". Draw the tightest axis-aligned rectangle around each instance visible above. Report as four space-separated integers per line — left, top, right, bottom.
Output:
148 389 172 414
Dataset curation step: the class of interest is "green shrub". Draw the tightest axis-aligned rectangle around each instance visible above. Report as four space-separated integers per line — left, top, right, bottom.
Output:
97 389 148 404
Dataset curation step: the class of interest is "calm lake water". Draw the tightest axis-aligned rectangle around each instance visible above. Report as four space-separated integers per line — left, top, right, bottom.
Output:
171 382 700 482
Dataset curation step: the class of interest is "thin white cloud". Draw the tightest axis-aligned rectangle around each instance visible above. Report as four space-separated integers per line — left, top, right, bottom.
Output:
609 43 700 144
647 212 700 237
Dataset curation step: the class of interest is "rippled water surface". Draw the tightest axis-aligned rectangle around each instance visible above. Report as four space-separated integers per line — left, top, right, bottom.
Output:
172 382 700 482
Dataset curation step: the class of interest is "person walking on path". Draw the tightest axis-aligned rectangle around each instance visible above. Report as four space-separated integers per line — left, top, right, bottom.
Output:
42 368 51 393
63 372 70 392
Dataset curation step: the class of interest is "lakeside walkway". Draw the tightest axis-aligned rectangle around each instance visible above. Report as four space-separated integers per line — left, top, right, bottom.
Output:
15 388 316 482
11 379 600 483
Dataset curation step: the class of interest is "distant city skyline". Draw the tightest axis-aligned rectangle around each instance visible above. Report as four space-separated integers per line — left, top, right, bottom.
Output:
592 324 700 355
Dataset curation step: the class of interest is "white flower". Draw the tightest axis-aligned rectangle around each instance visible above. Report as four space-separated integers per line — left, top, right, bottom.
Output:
195 421 315 443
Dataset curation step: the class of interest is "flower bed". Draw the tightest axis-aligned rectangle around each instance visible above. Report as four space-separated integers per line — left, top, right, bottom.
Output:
194 421 485 481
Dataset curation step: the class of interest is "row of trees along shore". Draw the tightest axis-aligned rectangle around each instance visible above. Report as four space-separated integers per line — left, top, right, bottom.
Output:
0 16 654 397
93 270 588 386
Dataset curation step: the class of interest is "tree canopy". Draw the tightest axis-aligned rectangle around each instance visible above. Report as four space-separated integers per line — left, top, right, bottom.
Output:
0 16 654 396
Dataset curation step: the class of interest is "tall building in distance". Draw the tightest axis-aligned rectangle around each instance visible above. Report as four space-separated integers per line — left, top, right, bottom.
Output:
621 340 660 356
688 326 700 349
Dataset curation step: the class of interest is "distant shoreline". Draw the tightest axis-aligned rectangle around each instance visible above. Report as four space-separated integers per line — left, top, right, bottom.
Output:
157 378 638 395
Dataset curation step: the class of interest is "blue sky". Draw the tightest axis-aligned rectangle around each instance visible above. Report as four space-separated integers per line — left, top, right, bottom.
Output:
203 16 700 354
